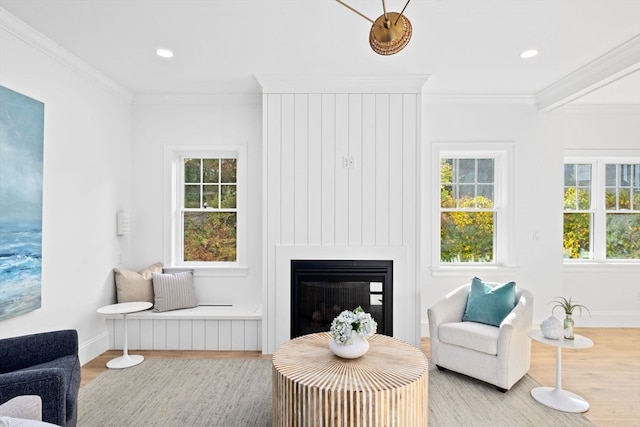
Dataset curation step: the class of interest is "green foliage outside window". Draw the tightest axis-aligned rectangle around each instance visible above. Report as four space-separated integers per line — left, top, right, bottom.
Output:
563 163 639 260
606 214 640 259
440 159 495 263
184 212 237 262
182 157 237 262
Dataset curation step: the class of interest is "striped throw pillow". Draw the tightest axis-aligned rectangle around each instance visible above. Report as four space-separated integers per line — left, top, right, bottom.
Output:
152 271 198 312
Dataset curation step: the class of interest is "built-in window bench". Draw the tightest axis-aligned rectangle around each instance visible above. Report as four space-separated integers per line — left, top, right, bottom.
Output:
104 304 262 351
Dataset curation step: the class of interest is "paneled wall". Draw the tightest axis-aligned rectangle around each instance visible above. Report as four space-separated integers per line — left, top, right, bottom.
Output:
106 318 261 351
257 76 428 353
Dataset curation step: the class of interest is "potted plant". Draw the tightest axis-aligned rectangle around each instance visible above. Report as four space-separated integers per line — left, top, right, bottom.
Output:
329 306 377 358
551 296 591 340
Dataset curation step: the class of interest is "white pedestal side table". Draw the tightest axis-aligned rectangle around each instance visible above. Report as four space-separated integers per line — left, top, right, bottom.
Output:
97 301 153 369
528 330 594 413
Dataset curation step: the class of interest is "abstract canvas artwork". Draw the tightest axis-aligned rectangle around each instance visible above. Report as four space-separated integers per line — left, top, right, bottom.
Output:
0 86 45 321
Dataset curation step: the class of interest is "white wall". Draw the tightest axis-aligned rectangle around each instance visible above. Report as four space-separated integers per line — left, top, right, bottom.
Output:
421 102 564 334
0 13 133 364
130 97 263 304
421 101 640 334
557 106 640 327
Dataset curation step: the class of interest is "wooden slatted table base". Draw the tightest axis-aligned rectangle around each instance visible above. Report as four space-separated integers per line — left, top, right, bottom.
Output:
272 332 429 427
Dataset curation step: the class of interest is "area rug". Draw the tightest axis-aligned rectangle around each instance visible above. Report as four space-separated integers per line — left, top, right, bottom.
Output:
78 358 595 427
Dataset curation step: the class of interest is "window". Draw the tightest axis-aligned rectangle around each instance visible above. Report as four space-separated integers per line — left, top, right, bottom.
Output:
166 147 246 268
564 159 640 261
434 143 514 267
183 157 237 262
440 158 496 262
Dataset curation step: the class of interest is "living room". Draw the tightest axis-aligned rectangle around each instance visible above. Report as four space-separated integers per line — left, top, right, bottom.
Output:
0 1 638 425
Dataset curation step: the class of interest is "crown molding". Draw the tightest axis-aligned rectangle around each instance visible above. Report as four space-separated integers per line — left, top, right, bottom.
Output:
536 35 640 112
133 93 262 106
255 74 429 94
556 104 640 114
0 8 133 103
423 92 536 105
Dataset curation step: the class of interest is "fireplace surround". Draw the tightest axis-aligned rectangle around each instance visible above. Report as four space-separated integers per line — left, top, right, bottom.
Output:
290 259 393 339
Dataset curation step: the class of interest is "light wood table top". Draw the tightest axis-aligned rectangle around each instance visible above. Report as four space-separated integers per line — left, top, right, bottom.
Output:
272 332 429 426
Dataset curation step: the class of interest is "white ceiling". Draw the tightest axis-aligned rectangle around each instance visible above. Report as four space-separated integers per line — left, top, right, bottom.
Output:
1 0 639 104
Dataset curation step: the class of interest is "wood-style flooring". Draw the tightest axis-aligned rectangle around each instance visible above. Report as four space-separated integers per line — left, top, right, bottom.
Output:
81 327 640 427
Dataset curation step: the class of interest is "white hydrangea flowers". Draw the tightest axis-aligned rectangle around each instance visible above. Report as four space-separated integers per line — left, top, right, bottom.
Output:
330 306 377 345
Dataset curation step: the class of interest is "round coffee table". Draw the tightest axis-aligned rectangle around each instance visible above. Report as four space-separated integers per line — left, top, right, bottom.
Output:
272 332 429 426
97 301 153 368
528 330 594 412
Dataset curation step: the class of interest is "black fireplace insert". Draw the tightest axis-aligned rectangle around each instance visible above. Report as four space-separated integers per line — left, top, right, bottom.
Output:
290 259 393 339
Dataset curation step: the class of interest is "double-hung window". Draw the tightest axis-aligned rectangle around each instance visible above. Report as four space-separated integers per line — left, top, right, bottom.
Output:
166 147 246 268
435 143 514 267
563 158 640 261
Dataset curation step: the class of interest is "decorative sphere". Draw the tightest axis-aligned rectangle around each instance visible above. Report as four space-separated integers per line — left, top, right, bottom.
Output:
540 316 563 340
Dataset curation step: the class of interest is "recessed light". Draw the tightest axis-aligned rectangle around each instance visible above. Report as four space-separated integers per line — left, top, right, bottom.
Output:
156 48 174 58
520 49 538 59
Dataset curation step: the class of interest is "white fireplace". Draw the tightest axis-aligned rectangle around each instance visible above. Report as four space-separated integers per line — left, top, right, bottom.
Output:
257 75 428 353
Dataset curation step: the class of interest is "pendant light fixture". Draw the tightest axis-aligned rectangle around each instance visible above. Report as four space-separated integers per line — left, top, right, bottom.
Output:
336 0 413 55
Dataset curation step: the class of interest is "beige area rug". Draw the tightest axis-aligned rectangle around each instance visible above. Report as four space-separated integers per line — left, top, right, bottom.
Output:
78 358 595 427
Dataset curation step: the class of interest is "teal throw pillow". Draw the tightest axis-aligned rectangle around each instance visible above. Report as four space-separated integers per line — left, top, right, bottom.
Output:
462 277 517 326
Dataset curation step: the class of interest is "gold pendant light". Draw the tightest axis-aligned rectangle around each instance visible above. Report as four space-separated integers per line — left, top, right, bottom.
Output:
336 0 413 55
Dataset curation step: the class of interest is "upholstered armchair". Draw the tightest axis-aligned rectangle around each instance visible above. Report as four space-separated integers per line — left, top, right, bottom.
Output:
0 330 81 426
428 281 534 391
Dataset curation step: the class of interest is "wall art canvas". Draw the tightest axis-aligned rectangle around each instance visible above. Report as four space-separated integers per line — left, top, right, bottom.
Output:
0 86 44 321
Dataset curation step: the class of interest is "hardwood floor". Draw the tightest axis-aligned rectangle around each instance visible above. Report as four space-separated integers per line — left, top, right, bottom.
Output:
81 327 639 427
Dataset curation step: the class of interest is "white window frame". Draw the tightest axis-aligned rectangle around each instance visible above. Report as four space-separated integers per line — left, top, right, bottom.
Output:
164 145 248 273
432 142 515 271
564 153 640 264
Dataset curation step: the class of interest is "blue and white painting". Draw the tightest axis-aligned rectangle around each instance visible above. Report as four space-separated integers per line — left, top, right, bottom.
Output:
0 86 44 321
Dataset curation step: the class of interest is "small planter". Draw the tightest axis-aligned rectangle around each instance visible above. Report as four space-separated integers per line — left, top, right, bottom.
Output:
551 297 590 340
563 313 575 340
329 331 370 359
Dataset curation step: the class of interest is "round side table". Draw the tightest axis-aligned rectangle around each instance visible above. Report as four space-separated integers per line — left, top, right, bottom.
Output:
272 332 429 427
97 301 153 369
528 330 594 412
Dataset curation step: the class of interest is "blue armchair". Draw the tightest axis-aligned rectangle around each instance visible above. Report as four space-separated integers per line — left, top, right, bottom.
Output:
0 330 81 427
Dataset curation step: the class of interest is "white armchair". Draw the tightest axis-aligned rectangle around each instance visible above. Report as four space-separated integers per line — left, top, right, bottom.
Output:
427 283 534 391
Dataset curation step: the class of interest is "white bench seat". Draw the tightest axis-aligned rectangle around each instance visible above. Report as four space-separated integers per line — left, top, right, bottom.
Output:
104 304 262 352
103 304 262 320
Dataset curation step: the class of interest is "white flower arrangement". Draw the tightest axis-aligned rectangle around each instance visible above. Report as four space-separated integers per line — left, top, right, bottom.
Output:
329 306 377 345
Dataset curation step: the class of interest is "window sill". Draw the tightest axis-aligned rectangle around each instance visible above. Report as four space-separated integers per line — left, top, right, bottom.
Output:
563 262 640 274
430 265 519 277
165 265 249 277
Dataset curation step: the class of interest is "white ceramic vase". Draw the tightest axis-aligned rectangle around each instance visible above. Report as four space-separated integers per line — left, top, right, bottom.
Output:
329 332 370 359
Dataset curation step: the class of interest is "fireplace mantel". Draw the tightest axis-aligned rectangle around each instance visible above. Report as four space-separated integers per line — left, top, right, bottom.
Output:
265 245 417 353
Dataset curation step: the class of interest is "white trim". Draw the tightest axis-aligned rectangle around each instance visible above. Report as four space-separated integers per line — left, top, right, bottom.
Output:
564 262 640 273
423 93 536 105
430 265 520 277
133 94 261 106
537 35 640 111
558 104 640 114
78 331 109 366
563 155 640 263
432 142 516 269
255 74 429 94
0 8 132 103
163 145 248 271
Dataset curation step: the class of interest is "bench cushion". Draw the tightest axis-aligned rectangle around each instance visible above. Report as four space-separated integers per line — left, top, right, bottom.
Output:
439 321 500 355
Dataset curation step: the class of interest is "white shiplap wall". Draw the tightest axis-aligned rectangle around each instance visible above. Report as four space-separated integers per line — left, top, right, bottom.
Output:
257 76 428 353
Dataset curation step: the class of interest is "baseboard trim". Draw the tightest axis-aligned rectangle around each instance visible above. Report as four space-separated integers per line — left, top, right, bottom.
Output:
79 331 109 366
